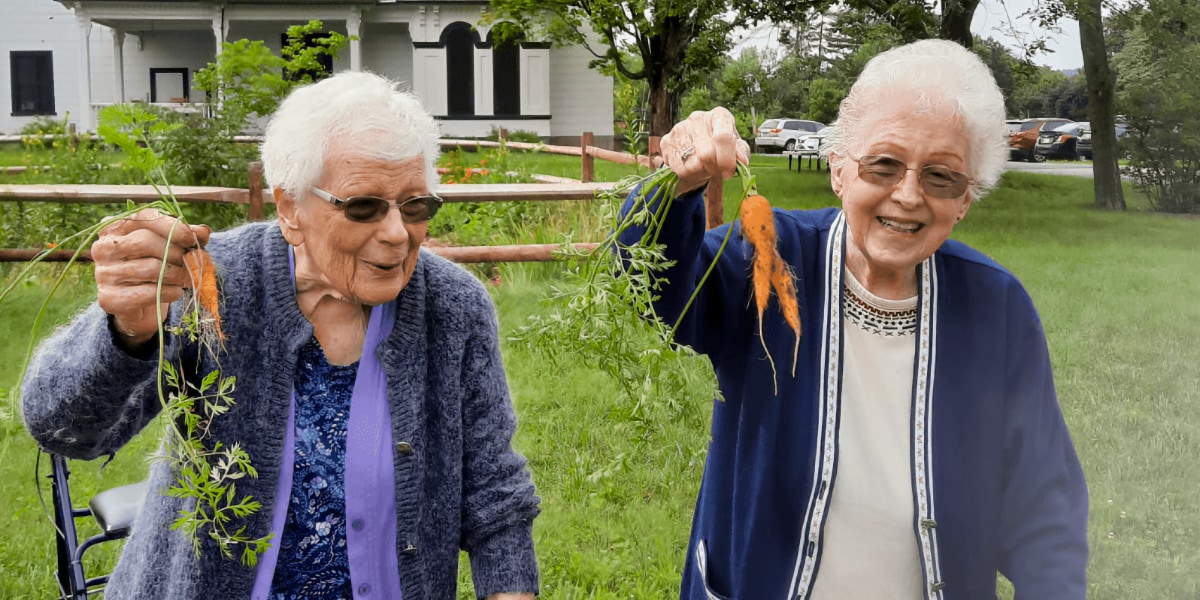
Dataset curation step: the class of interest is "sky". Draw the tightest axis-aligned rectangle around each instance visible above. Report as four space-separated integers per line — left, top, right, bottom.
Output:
729 0 1086 73
972 0 1083 70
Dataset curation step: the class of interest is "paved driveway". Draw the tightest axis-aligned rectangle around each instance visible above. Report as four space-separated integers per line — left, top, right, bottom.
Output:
1006 161 1096 178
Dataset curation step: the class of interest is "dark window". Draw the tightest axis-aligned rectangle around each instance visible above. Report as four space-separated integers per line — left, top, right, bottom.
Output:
281 32 335 83
149 68 189 102
489 26 521 116
783 121 802 130
10 51 55 116
444 23 475 116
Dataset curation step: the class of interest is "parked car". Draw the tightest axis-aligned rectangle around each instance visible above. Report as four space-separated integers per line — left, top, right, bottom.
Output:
1008 117 1075 161
755 118 826 152
1006 119 1024 136
1034 122 1088 161
1076 122 1129 160
800 126 833 153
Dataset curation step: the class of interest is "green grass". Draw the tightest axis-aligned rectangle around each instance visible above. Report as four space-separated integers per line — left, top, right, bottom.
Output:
2 155 1199 598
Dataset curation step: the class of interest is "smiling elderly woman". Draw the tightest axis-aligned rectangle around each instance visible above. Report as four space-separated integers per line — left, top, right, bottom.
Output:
21 71 539 600
620 40 1088 599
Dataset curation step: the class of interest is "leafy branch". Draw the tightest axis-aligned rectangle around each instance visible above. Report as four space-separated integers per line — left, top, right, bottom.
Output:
0 103 269 565
97 103 270 564
512 165 756 420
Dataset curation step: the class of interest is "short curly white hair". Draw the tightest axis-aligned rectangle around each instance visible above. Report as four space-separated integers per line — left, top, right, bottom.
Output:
823 39 1008 200
261 70 441 200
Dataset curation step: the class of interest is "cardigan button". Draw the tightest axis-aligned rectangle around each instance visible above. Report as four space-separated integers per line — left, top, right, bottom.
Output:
931 581 946 592
351 519 365 531
403 543 419 555
396 441 414 456
920 518 938 530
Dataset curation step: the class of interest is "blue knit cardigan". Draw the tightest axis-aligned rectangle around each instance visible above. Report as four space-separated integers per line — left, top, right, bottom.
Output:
22 221 540 599
619 190 1088 599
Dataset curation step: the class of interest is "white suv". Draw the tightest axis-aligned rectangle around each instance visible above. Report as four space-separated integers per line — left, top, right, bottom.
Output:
756 118 826 152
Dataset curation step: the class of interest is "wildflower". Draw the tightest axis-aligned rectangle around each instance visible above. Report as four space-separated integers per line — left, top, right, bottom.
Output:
46 242 58 249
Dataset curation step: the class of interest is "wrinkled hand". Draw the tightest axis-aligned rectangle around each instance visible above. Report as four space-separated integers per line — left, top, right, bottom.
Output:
485 594 534 600
91 209 211 347
658 107 751 195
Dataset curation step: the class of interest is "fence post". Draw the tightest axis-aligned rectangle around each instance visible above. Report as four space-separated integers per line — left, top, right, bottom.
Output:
705 178 724 230
580 131 594 183
68 122 78 151
248 161 264 222
499 128 508 142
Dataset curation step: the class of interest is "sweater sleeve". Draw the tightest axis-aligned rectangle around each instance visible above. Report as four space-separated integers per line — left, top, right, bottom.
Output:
21 303 179 460
997 289 1089 598
460 298 540 598
615 184 756 358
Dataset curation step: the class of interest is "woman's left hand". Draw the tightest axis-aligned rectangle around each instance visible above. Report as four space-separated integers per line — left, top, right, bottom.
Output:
485 594 534 600
659 107 751 195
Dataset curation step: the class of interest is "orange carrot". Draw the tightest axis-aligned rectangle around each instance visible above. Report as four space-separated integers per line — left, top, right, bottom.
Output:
739 194 802 394
771 258 802 377
184 248 224 344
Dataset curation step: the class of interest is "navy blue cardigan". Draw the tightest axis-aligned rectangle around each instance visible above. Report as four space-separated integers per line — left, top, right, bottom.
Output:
620 189 1088 599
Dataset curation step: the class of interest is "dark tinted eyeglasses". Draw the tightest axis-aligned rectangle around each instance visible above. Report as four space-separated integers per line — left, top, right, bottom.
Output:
848 154 974 200
310 187 444 223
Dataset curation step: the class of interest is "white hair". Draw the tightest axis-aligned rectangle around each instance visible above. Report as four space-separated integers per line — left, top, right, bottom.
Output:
823 39 1008 200
261 71 442 199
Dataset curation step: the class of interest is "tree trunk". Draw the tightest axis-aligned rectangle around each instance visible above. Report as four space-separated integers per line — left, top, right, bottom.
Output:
939 0 981 48
644 16 691 137
1077 0 1126 210
648 72 677 137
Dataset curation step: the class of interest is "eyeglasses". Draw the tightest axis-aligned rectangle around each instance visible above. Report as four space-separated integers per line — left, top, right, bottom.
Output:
848 154 974 200
310 187 444 223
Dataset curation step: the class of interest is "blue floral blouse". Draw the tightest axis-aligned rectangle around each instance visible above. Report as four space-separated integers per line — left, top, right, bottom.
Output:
269 337 358 599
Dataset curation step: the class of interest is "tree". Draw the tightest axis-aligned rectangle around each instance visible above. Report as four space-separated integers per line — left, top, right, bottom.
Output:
153 20 347 190
486 0 738 135
1076 0 1125 210
1112 0 1200 213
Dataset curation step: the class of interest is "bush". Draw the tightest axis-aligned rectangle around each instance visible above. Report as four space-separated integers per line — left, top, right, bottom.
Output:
19 116 70 137
1113 1 1200 213
486 128 542 144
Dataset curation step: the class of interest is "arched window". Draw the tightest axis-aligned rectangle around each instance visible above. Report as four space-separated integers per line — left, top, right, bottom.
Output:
487 24 522 116
441 22 477 116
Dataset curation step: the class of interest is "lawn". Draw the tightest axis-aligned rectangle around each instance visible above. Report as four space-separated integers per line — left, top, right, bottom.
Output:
1 154 1199 598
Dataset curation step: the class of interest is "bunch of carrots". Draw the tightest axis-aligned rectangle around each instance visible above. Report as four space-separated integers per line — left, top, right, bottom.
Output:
739 186 801 394
183 246 224 345
609 163 802 396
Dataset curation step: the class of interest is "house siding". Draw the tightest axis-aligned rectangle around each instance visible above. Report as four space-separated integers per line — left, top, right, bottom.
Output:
2 0 613 146
548 41 614 147
1 0 83 133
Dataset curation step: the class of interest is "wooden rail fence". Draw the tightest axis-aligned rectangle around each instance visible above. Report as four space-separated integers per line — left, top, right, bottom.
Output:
0 130 727 264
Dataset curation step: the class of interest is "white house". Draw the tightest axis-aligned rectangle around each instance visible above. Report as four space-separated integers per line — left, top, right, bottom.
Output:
1 0 614 145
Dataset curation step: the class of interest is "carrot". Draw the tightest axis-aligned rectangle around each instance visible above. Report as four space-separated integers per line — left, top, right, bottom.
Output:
739 194 802 394
184 248 224 344
771 258 802 377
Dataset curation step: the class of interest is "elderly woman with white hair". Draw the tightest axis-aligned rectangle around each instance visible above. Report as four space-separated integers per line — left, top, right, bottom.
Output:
22 71 539 600
620 39 1088 598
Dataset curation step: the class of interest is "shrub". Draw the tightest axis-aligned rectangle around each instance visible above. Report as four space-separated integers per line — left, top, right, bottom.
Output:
486 127 542 144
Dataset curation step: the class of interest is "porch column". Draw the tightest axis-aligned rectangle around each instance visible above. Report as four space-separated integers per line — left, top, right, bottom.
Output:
347 8 362 71
212 12 225 58
112 29 125 103
75 11 94 131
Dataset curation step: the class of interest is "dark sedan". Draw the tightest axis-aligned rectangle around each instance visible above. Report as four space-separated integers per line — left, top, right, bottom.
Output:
1033 122 1088 161
1077 123 1129 160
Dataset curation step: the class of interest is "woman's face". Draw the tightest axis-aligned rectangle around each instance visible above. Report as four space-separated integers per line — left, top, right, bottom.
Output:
830 103 973 292
279 151 431 306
